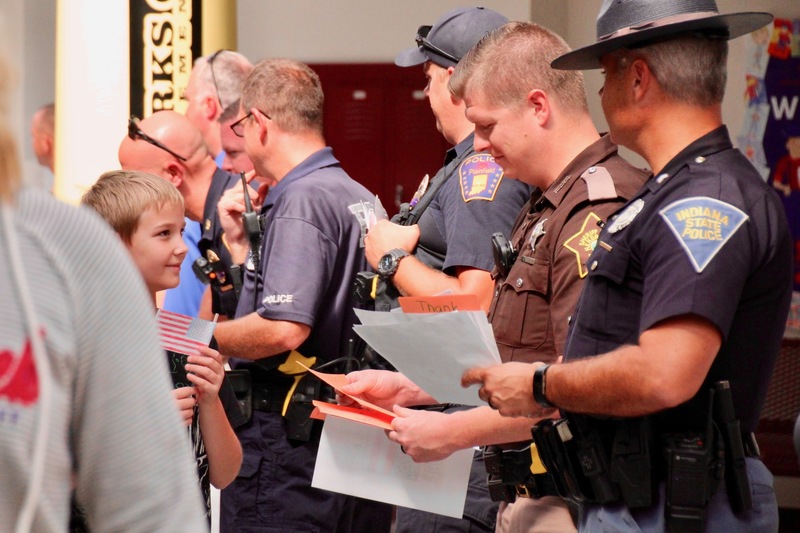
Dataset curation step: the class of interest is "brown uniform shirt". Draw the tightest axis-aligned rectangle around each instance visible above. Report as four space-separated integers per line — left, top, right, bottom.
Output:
488 134 649 363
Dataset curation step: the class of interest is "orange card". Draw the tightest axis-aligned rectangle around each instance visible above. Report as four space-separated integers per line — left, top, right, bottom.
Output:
301 364 397 429
398 293 482 313
312 400 394 430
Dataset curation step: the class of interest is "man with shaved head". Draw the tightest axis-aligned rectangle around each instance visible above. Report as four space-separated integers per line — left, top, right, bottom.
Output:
120 110 240 318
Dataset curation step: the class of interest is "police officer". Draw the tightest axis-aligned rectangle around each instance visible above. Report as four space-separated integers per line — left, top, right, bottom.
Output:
184 50 253 166
365 7 530 314
119 110 240 318
464 2 791 532
363 8 530 532
345 21 648 533
213 58 391 533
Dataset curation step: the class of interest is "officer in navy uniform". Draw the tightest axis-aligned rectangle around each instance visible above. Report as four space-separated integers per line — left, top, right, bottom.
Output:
362 7 530 533
197 164 239 318
464 2 791 532
213 58 391 533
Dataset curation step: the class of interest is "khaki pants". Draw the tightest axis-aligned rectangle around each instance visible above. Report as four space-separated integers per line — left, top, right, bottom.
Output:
496 496 576 533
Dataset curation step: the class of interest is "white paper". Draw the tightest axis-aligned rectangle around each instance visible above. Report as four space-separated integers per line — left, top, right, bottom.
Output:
312 416 474 518
353 310 501 405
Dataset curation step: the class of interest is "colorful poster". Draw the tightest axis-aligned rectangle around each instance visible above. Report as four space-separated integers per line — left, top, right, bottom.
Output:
739 19 800 299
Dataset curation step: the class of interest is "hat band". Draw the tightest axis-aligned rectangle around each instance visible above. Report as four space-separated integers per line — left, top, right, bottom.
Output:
599 11 720 41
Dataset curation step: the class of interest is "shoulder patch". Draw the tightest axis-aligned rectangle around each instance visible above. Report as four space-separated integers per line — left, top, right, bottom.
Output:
659 197 749 273
459 153 504 203
562 212 602 278
580 166 617 201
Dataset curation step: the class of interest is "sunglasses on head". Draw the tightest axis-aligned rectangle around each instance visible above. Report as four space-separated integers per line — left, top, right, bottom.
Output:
415 25 460 64
127 116 187 162
208 49 226 108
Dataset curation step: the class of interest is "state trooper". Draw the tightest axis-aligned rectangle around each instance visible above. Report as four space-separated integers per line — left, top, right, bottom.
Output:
464 2 791 532
345 20 647 533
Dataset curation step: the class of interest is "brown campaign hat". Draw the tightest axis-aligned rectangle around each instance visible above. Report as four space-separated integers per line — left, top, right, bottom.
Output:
551 0 772 70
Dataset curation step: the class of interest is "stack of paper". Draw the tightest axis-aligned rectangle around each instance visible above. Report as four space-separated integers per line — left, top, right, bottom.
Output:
353 294 501 405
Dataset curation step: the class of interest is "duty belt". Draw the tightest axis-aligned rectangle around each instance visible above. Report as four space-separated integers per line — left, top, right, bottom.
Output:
483 443 560 502
251 380 292 413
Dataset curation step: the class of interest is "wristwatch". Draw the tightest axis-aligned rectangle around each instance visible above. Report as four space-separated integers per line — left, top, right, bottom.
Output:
377 248 410 279
533 364 555 408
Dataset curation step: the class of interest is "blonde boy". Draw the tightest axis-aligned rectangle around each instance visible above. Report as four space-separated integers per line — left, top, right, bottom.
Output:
82 170 243 521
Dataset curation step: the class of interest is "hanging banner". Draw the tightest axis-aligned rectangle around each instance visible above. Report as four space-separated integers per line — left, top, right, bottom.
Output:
129 0 202 118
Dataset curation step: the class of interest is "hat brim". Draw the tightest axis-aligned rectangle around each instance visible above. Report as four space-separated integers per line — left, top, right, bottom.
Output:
395 46 429 67
552 12 773 70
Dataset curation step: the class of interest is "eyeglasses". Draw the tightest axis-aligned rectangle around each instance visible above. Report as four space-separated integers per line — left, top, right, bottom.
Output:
230 109 271 138
127 116 187 162
208 49 226 109
415 25 460 64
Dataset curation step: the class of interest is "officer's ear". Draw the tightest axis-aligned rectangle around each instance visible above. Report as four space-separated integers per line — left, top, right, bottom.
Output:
526 89 550 127
629 58 652 103
163 161 184 188
251 108 270 144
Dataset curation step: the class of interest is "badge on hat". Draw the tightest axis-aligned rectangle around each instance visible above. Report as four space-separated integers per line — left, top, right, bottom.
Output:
659 196 748 273
607 199 644 234
563 212 602 278
460 154 504 203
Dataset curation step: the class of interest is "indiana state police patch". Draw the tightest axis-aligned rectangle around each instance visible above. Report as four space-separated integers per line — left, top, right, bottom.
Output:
659 197 749 273
460 154 503 202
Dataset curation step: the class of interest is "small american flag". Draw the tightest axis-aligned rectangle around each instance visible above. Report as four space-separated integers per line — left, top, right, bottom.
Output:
155 309 216 355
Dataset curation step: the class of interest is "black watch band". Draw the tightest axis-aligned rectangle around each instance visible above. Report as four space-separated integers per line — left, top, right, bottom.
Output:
533 364 554 408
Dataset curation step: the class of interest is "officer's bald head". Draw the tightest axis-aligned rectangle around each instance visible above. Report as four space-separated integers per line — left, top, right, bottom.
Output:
119 110 209 173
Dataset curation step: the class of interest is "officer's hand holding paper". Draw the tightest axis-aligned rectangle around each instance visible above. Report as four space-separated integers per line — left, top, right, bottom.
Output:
353 294 501 405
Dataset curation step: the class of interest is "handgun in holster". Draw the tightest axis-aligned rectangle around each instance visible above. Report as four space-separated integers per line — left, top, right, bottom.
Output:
532 419 591 502
533 417 620 504
567 416 620 504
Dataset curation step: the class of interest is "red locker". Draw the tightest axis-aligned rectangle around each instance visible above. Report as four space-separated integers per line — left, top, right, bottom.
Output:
310 63 450 217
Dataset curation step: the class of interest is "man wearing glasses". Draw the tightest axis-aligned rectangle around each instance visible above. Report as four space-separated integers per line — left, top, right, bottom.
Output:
213 58 390 533
121 111 240 318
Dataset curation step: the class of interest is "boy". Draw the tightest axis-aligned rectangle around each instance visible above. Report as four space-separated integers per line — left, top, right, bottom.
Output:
82 170 244 521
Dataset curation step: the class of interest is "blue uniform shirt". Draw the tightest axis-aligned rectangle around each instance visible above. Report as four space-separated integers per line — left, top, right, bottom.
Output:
422 132 531 274
236 147 373 364
565 126 793 432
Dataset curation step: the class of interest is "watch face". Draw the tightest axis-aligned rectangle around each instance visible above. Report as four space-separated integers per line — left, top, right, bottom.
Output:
378 253 395 276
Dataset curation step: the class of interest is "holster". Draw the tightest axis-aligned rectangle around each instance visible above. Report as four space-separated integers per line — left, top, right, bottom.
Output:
483 444 561 502
225 369 253 423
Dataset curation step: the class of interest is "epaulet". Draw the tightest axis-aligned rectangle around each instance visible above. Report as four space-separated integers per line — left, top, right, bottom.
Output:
580 166 617 201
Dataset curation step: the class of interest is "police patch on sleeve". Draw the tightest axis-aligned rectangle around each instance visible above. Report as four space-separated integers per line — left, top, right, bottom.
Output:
659 197 748 273
459 154 504 202
562 212 602 278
